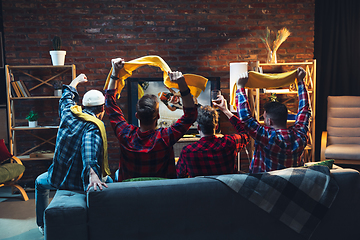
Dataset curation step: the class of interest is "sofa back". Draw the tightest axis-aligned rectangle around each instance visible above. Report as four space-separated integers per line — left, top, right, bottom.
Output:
87 168 360 240
44 168 360 240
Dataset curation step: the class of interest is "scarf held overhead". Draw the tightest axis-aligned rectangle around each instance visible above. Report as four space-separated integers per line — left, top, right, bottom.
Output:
70 105 110 177
103 55 208 98
230 69 297 109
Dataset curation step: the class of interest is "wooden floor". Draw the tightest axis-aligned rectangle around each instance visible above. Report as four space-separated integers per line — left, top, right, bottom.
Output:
0 186 55 240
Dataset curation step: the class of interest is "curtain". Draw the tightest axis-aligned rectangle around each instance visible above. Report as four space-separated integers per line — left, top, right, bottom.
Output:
314 0 360 159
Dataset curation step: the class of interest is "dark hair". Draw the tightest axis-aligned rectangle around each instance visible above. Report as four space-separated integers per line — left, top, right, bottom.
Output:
84 105 104 115
136 94 159 125
263 101 288 126
197 105 218 135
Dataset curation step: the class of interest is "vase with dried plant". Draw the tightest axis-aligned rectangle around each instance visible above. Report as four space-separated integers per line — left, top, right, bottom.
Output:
261 27 291 63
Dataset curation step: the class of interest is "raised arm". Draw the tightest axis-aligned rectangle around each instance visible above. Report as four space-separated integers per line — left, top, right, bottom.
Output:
236 71 253 123
59 73 88 118
294 67 311 132
69 73 88 89
236 72 272 145
168 71 195 109
107 58 125 90
237 72 249 89
212 94 233 119
297 67 306 84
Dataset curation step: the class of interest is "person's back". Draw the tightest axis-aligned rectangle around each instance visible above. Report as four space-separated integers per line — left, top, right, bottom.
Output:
105 58 198 181
35 74 109 235
236 68 311 173
177 100 249 178
108 94 197 180
49 88 105 190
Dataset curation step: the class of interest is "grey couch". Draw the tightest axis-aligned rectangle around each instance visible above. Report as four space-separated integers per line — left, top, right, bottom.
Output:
44 168 360 240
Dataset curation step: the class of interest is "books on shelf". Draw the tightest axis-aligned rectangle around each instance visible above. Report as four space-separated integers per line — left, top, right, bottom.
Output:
10 81 21 97
10 80 31 97
15 81 25 97
18 81 31 97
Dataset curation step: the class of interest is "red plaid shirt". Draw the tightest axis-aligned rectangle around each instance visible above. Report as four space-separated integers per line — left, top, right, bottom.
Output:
237 80 311 173
105 89 197 181
176 115 249 178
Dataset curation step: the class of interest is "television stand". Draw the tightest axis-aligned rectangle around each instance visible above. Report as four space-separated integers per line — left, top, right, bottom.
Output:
174 136 200 158
174 134 224 158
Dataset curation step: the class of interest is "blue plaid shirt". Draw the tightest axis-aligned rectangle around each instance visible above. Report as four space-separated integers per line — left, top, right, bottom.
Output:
47 85 103 191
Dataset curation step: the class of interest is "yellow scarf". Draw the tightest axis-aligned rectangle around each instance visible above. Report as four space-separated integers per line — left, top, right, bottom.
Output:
103 55 208 98
230 69 297 110
70 105 110 177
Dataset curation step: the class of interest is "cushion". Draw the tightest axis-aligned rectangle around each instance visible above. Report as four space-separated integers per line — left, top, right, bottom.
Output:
325 144 360 160
0 139 12 163
45 190 87 240
304 159 335 169
122 177 167 182
0 163 25 183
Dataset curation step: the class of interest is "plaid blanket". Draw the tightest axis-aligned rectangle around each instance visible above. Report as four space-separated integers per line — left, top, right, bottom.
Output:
204 166 339 239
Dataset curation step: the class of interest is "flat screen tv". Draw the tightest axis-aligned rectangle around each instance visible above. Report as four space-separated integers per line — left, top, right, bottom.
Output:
128 77 221 134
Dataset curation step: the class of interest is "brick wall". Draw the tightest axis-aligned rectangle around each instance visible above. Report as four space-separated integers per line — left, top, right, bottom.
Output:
2 0 315 183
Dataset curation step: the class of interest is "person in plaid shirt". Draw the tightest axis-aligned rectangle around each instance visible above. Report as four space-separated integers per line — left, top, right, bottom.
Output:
236 67 310 173
35 74 110 235
105 58 197 181
177 95 249 178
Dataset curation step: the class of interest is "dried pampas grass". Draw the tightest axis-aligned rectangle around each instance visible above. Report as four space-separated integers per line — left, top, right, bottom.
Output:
261 27 291 63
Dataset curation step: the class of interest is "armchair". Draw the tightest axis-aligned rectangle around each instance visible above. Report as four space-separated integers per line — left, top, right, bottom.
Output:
0 139 29 201
321 96 360 165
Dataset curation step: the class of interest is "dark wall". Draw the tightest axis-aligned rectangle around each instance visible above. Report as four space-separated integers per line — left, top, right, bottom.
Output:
2 0 315 180
1 0 315 129
314 0 360 160
0 0 5 105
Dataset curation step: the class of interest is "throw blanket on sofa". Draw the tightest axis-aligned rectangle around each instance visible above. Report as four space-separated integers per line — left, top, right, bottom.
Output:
204 166 339 239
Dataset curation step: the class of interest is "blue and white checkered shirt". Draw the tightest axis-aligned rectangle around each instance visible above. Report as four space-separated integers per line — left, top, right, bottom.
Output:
47 85 103 191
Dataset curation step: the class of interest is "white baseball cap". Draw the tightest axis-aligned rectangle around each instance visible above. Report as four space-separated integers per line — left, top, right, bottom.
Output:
82 90 105 107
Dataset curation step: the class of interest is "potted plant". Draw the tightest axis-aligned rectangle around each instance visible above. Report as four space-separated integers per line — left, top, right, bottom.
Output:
53 80 63 96
49 36 66 66
26 110 38 127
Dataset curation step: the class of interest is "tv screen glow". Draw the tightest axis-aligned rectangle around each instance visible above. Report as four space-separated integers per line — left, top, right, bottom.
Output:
128 77 220 132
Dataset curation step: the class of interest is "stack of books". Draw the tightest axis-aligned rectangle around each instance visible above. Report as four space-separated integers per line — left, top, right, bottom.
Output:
10 80 31 97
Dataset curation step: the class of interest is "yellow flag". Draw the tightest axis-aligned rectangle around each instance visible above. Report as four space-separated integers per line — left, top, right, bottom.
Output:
230 70 297 110
104 55 208 98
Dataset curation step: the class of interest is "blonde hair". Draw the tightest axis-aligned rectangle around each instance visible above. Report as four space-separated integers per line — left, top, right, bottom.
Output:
197 105 218 135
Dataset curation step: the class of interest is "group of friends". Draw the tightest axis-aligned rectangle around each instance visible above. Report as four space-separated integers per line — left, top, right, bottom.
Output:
35 58 310 234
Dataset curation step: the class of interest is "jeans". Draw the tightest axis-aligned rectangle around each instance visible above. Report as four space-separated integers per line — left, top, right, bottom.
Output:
115 169 119 181
35 172 113 227
35 172 56 227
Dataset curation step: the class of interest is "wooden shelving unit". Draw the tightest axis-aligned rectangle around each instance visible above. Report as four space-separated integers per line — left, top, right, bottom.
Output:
246 60 316 163
5 65 76 160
